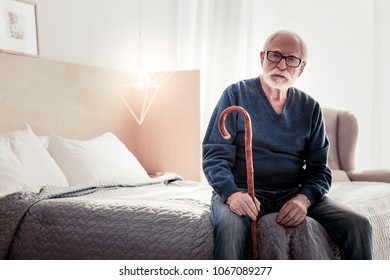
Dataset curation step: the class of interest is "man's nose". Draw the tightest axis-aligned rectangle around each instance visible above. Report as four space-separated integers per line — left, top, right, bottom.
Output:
277 58 287 69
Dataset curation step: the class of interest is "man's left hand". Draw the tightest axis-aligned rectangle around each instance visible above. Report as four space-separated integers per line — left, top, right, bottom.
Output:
276 194 311 227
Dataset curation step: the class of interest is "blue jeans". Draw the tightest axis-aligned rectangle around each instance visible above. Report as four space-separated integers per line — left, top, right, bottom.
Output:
211 188 373 260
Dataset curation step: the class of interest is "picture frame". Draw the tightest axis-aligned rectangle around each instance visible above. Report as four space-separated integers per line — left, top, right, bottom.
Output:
0 0 38 56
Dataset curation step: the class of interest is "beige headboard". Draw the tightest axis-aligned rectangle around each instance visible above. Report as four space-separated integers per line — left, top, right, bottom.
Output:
0 52 201 180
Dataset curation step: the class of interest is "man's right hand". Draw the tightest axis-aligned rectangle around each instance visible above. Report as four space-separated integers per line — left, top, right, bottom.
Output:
226 192 260 221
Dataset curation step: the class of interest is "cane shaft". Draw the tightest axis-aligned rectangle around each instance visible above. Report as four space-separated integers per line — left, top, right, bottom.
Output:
219 106 259 259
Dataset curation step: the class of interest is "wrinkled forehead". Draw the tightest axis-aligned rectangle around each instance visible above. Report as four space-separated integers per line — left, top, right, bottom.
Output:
266 33 303 57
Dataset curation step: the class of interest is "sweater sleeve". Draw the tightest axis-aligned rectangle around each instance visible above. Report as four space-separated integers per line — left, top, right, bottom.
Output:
202 91 240 201
298 105 332 205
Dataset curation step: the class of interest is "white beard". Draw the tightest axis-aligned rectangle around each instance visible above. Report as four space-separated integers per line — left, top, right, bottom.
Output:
262 69 297 90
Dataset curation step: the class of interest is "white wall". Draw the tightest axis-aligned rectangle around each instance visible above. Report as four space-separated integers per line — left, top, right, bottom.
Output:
36 0 178 71
34 0 389 170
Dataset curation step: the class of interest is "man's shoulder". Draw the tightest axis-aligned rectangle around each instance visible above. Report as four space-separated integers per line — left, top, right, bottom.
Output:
289 87 318 104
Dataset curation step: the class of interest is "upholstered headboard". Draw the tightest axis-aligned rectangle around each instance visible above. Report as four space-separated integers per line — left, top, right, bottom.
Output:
0 52 201 180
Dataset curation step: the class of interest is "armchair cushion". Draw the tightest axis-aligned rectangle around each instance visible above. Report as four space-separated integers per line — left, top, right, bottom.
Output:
347 169 390 183
331 170 351 182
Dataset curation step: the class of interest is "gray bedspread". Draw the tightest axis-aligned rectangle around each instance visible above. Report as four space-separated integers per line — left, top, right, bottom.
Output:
0 174 349 260
1 174 215 259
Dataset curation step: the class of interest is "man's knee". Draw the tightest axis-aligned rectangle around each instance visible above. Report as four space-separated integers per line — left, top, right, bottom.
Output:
354 214 372 234
214 209 249 233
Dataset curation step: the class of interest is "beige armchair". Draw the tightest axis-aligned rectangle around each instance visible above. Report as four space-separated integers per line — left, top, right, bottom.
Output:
323 108 390 183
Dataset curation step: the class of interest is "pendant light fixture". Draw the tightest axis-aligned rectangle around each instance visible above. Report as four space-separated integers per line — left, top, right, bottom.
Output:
115 0 160 125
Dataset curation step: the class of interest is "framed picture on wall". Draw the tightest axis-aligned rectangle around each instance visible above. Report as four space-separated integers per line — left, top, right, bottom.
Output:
0 0 38 56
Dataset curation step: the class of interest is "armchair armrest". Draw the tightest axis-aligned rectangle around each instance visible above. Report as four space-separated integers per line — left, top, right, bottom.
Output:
347 169 390 183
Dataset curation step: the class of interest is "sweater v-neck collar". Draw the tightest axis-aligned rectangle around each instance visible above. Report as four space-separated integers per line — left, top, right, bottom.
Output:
256 78 290 118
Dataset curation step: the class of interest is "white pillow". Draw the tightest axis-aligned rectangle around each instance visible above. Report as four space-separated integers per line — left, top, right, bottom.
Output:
48 132 150 185
0 126 69 196
39 135 50 149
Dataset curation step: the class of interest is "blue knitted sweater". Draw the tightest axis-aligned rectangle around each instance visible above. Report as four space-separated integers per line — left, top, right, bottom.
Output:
202 77 332 205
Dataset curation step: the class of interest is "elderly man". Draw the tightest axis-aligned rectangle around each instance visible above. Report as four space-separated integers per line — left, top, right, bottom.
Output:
202 30 372 260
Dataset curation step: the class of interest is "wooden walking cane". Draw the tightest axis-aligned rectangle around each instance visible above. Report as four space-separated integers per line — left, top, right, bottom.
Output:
218 106 259 260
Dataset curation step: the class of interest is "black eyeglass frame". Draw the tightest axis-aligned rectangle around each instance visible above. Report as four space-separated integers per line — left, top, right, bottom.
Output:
265 51 303 68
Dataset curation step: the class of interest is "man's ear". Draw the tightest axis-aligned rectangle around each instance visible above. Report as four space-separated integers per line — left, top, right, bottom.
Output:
260 51 265 67
297 62 306 77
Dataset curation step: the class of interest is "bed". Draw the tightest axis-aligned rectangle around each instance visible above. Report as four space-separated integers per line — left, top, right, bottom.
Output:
0 125 211 260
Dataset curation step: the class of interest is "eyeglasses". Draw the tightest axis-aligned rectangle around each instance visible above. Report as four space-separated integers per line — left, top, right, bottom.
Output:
265 51 303 68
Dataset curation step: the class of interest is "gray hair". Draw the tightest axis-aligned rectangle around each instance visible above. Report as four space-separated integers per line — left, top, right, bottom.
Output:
263 30 308 62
